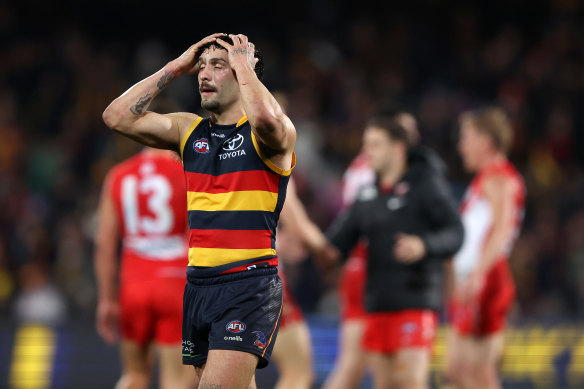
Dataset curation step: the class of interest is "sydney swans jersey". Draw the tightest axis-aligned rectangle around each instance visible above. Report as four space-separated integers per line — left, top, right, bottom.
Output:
342 153 375 209
453 161 525 282
181 116 294 276
108 152 189 278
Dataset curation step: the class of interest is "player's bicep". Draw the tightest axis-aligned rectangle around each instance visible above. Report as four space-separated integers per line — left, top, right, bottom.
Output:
484 175 516 233
95 175 119 255
253 115 296 153
112 112 196 152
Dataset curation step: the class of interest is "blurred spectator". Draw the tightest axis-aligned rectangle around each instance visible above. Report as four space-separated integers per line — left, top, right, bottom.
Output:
1 0 584 322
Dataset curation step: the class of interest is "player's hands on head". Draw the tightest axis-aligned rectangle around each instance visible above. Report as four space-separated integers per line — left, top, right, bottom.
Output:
171 33 225 76
214 33 259 71
393 233 426 264
96 299 120 345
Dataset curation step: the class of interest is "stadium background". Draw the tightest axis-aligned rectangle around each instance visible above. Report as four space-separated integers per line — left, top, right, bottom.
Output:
1 0 584 387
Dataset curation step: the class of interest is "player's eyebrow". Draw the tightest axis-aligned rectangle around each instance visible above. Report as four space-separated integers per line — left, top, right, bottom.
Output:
200 57 228 65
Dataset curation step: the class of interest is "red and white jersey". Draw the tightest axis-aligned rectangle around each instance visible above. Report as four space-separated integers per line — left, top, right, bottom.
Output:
108 151 188 267
453 160 525 282
342 153 375 208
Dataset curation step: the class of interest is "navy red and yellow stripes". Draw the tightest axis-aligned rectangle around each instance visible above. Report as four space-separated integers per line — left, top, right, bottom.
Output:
181 116 293 272
185 170 281 213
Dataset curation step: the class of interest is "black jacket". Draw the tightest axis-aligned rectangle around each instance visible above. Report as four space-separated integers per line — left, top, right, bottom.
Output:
327 146 463 312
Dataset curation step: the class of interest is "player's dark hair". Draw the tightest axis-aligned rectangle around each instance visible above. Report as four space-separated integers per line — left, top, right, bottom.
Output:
198 34 264 80
367 115 411 150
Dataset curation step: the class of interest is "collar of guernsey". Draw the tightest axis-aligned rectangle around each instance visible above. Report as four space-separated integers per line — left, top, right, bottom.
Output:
180 115 295 274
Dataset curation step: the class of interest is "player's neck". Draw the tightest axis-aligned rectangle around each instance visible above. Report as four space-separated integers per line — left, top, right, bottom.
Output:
378 160 407 188
210 103 246 125
478 152 506 171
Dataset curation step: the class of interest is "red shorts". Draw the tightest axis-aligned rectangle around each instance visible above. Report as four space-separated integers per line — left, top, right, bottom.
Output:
362 310 438 354
279 268 303 329
449 259 515 336
339 243 367 320
120 256 186 345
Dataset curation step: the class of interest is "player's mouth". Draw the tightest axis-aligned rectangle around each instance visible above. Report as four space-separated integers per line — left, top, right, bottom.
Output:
200 84 217 96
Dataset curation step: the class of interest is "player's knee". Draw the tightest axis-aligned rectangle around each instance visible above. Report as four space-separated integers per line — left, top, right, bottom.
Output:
445 361 464 385
278 361 314 388
470 364 498 387
393 370 427 389
115 372 150 389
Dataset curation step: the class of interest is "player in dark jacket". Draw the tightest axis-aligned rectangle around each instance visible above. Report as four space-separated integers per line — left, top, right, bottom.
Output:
322 115 463 389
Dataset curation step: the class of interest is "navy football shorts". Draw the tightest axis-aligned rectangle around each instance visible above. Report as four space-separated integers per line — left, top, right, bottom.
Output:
182 267 283 368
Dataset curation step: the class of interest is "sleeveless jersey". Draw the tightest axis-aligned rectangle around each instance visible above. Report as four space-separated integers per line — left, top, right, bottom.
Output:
108 151 189 279
181 116 294 276
453 160 525 282
342 153 375 209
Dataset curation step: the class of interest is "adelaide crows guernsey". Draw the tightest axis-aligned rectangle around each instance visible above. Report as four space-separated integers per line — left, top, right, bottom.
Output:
181 115 294 277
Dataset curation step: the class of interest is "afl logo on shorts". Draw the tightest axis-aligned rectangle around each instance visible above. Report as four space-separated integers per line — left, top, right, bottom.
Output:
226 320 246 333
222 134 244 151
194 138 210 153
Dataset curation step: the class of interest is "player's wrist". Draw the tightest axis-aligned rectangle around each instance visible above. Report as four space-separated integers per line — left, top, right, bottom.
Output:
231 60 256 79
165 60 183 78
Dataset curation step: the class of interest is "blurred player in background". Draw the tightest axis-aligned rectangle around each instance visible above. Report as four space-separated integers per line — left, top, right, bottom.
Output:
322 116 463 389
271 177 332 389
267 91 324 389
323 106 430 389
445 107 525 389
94 148 194 389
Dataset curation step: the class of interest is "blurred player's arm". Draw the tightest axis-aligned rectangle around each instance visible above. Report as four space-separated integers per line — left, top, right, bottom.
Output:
395 173 464 263
93 173 120 345
325 203 362 262
420 174 464 258
280 178 328 254
216 34 296 156
462 174 516 298
102 34 223 151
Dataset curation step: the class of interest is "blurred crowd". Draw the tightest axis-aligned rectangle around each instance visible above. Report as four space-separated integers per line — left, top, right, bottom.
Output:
1 0 584 325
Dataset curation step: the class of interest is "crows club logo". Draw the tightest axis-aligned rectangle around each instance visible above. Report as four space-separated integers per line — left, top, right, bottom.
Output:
194 138 210 153
222 134 244 151
226 320 246 334
253 331 266 349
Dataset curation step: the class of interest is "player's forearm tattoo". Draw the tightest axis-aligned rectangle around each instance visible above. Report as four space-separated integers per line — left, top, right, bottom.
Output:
130 93 153 115
157 70 175 90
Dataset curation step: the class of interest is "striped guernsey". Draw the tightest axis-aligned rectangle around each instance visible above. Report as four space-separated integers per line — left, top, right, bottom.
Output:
180 115 295 276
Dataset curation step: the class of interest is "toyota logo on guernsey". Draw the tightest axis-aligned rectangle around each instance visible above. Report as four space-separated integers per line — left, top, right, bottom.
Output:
226 320 246 333
219 134 246 160
222 134 244 151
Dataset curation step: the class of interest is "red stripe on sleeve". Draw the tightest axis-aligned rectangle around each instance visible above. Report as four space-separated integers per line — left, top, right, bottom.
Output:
189 229 273 249
185 171 280 194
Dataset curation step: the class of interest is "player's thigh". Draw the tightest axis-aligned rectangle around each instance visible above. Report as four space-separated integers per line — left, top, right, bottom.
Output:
157 344 198 389
120 339 155 374
199 349 259 389
272 321 313 372
367 352 394 389
445 328 466 370
391 348 430 387
469 332 505 367
340 319 366 358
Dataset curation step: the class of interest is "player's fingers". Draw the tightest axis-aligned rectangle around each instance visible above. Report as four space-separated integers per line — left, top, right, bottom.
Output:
195 33 224 50
214 38 231 50
239 34 248 46
229 34 241 45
